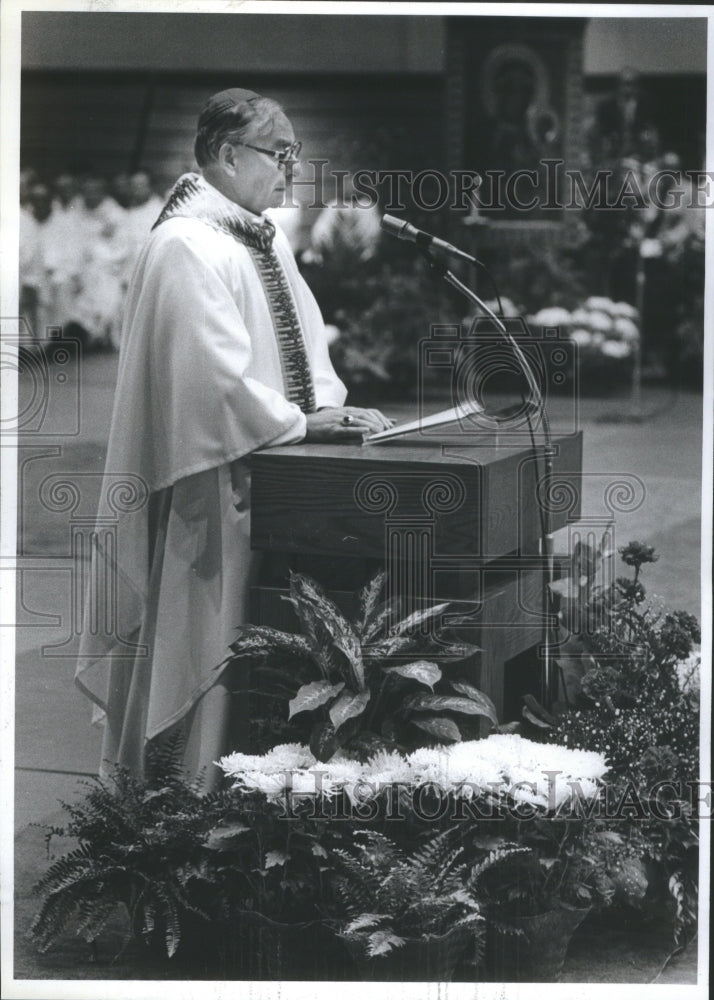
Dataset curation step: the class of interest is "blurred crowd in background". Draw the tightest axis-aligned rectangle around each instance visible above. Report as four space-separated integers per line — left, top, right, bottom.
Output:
19 168 164 350
18 164 383 353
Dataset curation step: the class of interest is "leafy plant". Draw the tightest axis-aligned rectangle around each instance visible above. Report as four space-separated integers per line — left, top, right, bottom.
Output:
29 735 234 958
29 736 347 965
544 536 699 715
330 828 484 957
528 541 700 946
457 806 616 923
228 570 498 762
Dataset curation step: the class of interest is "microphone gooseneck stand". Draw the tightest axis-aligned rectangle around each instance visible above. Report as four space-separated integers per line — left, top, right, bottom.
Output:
419 247 559 707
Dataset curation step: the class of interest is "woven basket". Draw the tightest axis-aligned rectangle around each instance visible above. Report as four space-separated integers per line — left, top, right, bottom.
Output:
487 903 591 982
339 924 473 982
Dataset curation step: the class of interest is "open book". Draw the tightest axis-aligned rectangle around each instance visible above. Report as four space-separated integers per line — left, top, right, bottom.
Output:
363 399 492 444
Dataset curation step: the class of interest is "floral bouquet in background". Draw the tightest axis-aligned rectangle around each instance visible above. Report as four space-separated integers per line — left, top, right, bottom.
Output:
529 296 640 388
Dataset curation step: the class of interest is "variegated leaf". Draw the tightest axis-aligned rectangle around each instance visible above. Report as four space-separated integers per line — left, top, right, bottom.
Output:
362 595 403 642
358 571 387 627
264 850 288 869
288 679 344 719
363 633 416 661
310 719 339 762
522 706 552 729
411 715 462 742
403 692 495 718
392 601 450 636
431 640 482 660
449 681 499 725
230 625 312 659
382 660 441 689
289 573 365 690
329 688 371 730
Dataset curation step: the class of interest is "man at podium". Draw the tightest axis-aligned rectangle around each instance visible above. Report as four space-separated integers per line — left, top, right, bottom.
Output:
75 88 392 789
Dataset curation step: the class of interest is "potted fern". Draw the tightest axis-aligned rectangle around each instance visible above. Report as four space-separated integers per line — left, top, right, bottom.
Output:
328 828 485 981
470 841 598 982
29 736 233 963
227 569 499 762
28 738 344 979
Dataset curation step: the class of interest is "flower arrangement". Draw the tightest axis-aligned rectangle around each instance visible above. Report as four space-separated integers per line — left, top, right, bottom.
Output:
219 735 607 809
530 296 640 385
30 538 702 979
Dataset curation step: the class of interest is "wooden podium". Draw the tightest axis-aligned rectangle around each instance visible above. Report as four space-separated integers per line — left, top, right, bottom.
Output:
249 430 582 724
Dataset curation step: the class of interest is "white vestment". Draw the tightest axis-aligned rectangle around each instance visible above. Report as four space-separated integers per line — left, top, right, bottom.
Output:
122 195 164 285
75 175 346 787
67 197 129 345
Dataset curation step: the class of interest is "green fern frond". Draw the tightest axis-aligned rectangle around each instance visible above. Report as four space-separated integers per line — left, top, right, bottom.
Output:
30 880 106 951
145 729 188 787
141 900 156 939
150 882 182 958
74 898 120 944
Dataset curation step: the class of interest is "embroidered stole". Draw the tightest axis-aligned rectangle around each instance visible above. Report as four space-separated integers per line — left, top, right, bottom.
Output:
153 173 316 413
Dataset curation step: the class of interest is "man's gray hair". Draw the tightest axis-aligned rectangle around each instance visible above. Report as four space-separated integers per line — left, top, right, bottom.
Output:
194 89 284 168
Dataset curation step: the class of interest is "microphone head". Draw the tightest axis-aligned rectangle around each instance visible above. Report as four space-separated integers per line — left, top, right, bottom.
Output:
380 214 408 238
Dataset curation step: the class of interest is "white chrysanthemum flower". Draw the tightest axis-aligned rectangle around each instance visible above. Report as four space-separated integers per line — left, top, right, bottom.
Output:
586 310 613 333
290 770 338 799
263 743 316 770
613 316 639 341
218 735 607 809
570 328 592 347
584 296 615 313
436 742 503 792
321 754 365 787
363 749 414 787
233 771 288 798
218 742 315 779
532 306 572 328
570 307 591 327
601 339 631 358
510 780 548 808
611 301 639 320
405 746 451 785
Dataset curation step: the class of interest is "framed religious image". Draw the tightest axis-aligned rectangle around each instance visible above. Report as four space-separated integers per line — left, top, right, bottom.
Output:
458 17 586 222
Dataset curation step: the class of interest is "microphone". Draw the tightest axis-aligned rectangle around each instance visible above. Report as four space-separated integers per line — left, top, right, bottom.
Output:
381 214 478 265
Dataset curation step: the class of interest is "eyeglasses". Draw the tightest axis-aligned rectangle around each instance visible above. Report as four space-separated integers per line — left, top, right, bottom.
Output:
234 140 302 166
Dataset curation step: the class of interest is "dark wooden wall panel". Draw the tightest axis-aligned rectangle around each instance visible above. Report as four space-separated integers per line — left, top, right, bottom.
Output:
21 71 443 192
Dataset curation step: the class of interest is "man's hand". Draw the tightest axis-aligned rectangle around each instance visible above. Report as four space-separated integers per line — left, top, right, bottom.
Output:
304 406 394 442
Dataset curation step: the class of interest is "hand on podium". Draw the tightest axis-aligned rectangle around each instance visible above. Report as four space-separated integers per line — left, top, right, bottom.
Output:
304 406 394 442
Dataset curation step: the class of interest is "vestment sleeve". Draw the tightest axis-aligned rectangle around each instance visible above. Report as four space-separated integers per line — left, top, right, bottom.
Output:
116 223 306 492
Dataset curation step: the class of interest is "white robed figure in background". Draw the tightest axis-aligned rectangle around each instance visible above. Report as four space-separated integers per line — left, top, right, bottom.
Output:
65 176 128 347
75 89 391 789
